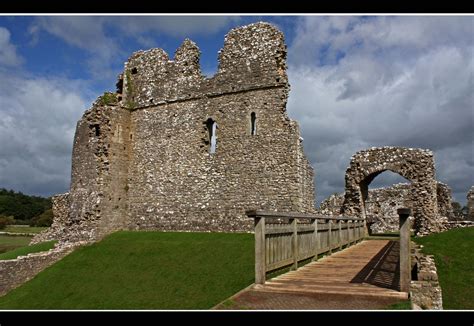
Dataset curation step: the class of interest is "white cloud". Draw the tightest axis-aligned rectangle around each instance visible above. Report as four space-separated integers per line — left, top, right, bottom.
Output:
28 16 241 81
111 16 241 38
29 16 241 52
287 16 474 205
0 27 22 67
0 73 91 196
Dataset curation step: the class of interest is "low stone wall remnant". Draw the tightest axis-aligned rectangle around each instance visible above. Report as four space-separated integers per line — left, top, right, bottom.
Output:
0 241 88 297
410 244 443 310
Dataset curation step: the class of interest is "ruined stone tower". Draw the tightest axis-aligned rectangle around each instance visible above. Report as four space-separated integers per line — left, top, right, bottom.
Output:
34 22 316 243
468 186 474 221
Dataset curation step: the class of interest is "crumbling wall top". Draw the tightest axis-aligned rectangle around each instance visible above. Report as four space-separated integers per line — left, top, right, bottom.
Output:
121 22 288 109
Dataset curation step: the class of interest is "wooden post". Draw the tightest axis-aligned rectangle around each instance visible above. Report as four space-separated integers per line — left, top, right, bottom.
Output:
328 220 332 254
255 216 266 284
347 219 351 245
398 208 411 293
312 218 318 261
338 220 343 250
291 218 298 270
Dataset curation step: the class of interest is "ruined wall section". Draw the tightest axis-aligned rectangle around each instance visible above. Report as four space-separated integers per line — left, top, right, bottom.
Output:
124 22 315 232
30 193 70 244
321 180 455 234
468 186 474 221
0 242 85 297
127 89 313 231
60 97 131 242
122 23 288 109
341 147 443 236
296 136 316 212
436 182 455 221
319 193 344 216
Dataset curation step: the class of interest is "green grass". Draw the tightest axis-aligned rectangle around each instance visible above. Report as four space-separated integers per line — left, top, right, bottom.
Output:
0 231 255 309
384 300 411 310
0 240 57 260
414 227 474 310
0 235 32 254
4 226 47 234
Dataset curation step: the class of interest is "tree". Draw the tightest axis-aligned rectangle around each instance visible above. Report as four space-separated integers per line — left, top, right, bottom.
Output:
30 209 54 227
0 188 52 222
452 201 466 219
0 215 15 229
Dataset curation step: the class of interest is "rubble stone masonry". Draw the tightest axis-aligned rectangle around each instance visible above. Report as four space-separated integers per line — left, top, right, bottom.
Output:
341 147 446 236
320 182 455 234
35 22 316 243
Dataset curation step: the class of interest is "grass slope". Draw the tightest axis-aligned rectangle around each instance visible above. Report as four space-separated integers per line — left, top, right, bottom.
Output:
0 231 254 309
414 227 474 310
384 300 411 310
0 235 32 254
0 241 57 260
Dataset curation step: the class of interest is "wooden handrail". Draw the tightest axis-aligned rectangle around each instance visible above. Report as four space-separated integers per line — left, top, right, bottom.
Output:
246 210 364 221
248 210 365 284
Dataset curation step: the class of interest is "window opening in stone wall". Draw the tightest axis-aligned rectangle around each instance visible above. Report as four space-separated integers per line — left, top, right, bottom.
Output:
206 118 217 154
250 112 257 135
91 124 100 137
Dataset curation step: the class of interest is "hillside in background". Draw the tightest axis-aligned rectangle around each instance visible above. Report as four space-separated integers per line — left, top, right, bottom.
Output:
0 188 52 225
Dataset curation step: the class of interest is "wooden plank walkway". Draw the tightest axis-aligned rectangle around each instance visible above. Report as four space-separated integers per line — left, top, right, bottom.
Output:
253 240 407 299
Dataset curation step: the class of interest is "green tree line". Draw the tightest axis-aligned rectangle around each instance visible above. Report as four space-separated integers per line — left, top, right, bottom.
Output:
0 188 52 227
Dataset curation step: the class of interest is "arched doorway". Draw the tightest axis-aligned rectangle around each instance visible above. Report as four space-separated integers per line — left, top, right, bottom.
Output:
364 171 412 234
341 146 442 235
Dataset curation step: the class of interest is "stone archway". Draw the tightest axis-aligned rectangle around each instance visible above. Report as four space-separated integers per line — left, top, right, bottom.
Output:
341 147 443 235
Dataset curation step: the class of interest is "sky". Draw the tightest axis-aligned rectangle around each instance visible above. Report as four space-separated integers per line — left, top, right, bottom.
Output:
0 15 472 206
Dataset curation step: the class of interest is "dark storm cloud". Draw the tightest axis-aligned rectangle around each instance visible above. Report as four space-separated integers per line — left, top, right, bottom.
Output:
287 16 474 205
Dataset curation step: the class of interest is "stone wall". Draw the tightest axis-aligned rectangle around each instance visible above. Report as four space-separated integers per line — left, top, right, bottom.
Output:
444 220 474 230
319 193 344 216
30 193 70 244
0 242 86 297
436 182 455 221
341 147 446 236
365 184 412 234
410 244 443 310
320 181 454 234
41 22 316 242
468 186 474 221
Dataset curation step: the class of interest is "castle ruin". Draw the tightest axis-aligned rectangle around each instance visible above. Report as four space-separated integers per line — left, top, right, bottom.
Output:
341 147 447 235
468 186 474 220
320 182 455 234
33 22 316 244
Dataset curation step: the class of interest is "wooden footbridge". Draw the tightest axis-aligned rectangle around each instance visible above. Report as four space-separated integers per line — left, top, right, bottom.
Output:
245 210 410 302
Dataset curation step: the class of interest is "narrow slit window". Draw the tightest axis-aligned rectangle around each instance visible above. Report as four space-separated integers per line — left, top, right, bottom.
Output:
250 112 257 135
91 124 100 137
206 118 217 154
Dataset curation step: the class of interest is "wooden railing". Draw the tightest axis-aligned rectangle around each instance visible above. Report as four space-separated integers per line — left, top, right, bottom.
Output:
246 210 366 284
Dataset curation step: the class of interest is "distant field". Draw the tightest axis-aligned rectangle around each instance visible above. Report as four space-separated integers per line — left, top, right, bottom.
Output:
4 226 47 234
414 227 474 309
0 235 32 254
0 231 255 309
0 240 56 260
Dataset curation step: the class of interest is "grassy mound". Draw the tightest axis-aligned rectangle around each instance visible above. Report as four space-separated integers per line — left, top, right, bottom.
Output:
414 227 474 309
0 231 254 309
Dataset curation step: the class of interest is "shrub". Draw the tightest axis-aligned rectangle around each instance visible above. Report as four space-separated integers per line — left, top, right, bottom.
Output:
30 209 53 227
0 215 15 229
99 92 118 106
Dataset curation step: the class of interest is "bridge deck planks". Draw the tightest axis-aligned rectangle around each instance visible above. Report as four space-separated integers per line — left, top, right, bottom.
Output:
253 240 408 299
